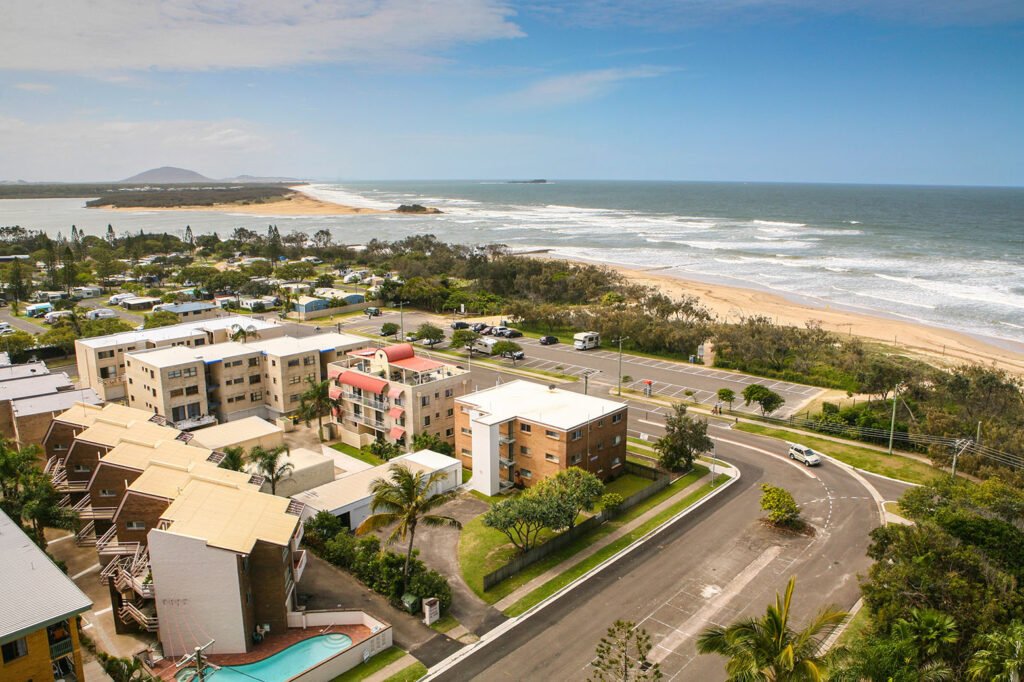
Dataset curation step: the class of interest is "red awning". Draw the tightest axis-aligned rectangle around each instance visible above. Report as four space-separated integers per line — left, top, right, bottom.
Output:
387 386 404 399
336 371 387 395
389 426 406 440
382 344 415 362
328 385 343 400
327 365 346 380
388 406 404 419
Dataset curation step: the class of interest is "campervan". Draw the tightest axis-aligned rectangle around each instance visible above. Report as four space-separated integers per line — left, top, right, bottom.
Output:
573 331 600 350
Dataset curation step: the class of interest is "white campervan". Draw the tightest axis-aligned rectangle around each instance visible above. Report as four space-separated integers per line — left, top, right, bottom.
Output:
573 331 600 350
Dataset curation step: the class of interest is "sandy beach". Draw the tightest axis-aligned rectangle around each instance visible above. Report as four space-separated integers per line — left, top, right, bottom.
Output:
613 263 1024 376
99 192 387 216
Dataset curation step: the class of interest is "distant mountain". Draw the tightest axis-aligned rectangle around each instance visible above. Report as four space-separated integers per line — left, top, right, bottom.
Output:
120 167 212 183
224 174 304 183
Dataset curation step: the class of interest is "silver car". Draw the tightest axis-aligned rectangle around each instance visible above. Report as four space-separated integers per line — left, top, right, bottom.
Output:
788 444 822 466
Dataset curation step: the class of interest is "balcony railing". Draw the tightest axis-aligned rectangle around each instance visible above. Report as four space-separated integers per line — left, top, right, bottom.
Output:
75 521 96 547
294 549 308 583
342 391 389 412
72 496 116 521
499 457 515 468
498 434 516 445
49 638 74 660
351 412 386 430
98 375 122 386
170 414 217 430
119 603 159 632
96 527 140 557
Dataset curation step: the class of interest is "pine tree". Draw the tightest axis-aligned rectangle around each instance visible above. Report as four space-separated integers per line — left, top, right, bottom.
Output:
589 620 662 681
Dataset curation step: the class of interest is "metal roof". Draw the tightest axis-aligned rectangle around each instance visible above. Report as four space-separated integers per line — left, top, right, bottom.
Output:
0 510 92 643
457 379 627 430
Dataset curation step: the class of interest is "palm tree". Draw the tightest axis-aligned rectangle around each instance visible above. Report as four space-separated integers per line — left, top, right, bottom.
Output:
356 463 462 595
230 323 258 343
893 608 958 682
696 576 846 681
248 445 293 496
969 622 1024 682
219 446 247 472
298 377 333 442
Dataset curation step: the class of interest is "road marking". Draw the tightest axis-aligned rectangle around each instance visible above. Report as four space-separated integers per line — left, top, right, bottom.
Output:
71 563 100 580
647 545 784 663
713 436 817 478
637 419 664 428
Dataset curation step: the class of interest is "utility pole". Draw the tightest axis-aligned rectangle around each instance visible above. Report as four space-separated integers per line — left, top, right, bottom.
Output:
613 336 629 397
398 300 409 340
951 439 972 480
887 383 901 455
581 369 600 396
176 640 215 682
976 421 982 445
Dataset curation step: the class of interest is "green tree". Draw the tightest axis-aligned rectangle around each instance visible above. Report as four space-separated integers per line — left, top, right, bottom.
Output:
248 445 293 495
892 608 958 681
759 484 801 528
143 310 180 329
654 403 712 472
20 474 79 550
411 431 454 457
0 330 36 361
5 258 31 304
276 262 316 281
416 322 445 345
696 577 846 682
483 490 564 553
355 463 461 595
39 325 77 357
589 620 662 682
450 329 480 353
230 322 260 343
380 322 400 337
969 622 1024 682
717 388 736 411
81 318 134 337
298 377 333 442
492 340 524 364
219 446 247 472
534 467 604 530
742 384 786 416
368 437 402 462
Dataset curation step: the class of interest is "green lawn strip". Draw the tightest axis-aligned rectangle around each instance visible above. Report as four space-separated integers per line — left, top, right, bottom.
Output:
383 663 428 682
504 479 721 617
836 604 872 648
600 474 652 501
460 466 708 603
734 423 942 486
461 468 473 485
329 442 385 466
627 436 655 449
429 613 460 634
331 647 407 681
468 489 509 505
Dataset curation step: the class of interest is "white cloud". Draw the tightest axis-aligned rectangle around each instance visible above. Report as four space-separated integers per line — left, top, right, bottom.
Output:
492 66 676 109
13 82 54 92
1 0 522 72
0 117 282 181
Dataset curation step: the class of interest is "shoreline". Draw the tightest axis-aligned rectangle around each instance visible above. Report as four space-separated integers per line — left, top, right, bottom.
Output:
94 192 387 216
531 252 1024 376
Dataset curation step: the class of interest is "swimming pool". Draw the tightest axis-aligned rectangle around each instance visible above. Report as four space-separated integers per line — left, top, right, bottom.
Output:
175 633 353 682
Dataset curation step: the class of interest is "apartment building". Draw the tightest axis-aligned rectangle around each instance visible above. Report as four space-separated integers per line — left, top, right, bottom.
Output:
75 315 284 401
0 509 92 682
328 343 470 450
455 380 628 496
0 360 101 448
122 333 369 428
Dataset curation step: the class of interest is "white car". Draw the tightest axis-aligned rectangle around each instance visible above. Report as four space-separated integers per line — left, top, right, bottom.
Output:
788 443 822 466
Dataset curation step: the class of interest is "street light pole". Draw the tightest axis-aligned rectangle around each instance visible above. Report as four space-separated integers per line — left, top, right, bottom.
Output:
614 336 629 397
398 300 409 340
887 382 901 455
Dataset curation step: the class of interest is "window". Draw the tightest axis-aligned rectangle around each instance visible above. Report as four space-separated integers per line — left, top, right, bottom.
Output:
612 435 622 446
444 388 453 398
446 428 454 437
171 405 185 421
125 521 146 531
2 637 28 663
230 377 244 385
228 360 242 367
461 427 471 435
183 367 197 378
461 448 471 456
99 489 117 498
597 440 605 450
287 359 300 367
303 356 316 365
571 454 582 465
54 443 68 451
420 396 430 407
423 416 431 427
545 429 558 439
520 423 532 433
98 366 115 379
73 464 90 473
249 374 261 384
570 429 583 441
248 357 259 367
98 350 114 359
289 394 300 403
194 338 205 346
447 408 453 417
519 469 533 479
520 446 531 456
612 412 623 424
545 453 559 463
251 391 263 402
289 375 302 384
169 388 183 398
167 369 181 379
597 419 604 428
185 385 199 396
613 457 622 467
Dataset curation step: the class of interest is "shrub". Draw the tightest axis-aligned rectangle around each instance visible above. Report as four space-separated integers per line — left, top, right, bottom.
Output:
601 492 625 516
760 484 801 528
303 511 344 551
409 566 453 613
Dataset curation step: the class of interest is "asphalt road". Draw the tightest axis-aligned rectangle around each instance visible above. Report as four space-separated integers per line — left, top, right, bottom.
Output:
429 401 908 681
340 310 822 417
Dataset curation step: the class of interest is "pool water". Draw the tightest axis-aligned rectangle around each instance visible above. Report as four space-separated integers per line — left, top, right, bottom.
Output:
175 633 353 682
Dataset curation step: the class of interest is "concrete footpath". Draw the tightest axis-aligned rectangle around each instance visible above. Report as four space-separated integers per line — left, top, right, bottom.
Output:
492 468 723 612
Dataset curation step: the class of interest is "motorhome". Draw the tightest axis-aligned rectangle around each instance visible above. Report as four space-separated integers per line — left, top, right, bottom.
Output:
573 331 600 350
473 337 500 355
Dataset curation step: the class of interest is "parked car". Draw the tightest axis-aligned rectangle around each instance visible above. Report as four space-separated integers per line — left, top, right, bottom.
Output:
420 337 443 347
379 327 393 336
501 349 525 361
404 334 418 342
365 307 381 317
788 444 822 466
470 322 488 332
478 325 493 336
491 326 510 336
451 321 470 330
0 322 13 335
539 335 558 345
504 329 523 338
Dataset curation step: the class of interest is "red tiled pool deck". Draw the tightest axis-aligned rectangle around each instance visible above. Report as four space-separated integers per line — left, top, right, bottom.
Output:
151 624 371 680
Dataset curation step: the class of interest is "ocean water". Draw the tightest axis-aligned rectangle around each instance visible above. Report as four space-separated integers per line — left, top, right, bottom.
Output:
1 181 1022 345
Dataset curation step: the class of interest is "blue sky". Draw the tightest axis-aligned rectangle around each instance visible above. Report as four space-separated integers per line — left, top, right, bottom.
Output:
1 1 1022 185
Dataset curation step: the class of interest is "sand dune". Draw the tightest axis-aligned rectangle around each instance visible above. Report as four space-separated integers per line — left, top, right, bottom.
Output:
99 193 387 216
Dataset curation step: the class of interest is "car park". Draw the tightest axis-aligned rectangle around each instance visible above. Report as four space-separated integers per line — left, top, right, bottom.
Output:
539 335 558 345
788 443 822 466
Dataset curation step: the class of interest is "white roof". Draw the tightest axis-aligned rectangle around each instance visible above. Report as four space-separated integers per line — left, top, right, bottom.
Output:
457 379 626 430
0 361 49 381
77 315 278 349
246 332 366 357
190 417 283 450
11 388 102 418
0 509 92 642
0 373 72 401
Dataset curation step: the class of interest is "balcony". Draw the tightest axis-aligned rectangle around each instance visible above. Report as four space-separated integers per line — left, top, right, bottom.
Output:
293 549 308 583
170 414 217 430
342 391 389 412
498 434 516 445
72 496 116 521
97 375 122 386
499 480 516 492
351 412 386 430
96 526 140 557
499 457 516 468
49 637 74 661
75 521 96 547
118 602 159 632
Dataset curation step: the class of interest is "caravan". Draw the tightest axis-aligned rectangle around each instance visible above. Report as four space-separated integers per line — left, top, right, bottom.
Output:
573 331 600 350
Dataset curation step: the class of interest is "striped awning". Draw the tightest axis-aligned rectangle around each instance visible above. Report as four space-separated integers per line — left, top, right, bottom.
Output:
389 426 406 440
336 371 387 395
388 406 404 419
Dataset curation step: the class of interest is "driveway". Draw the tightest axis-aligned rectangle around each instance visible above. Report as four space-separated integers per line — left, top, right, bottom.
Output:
408 493 506 636
298 553 462 666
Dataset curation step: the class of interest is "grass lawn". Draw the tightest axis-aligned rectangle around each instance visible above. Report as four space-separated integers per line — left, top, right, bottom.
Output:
462 468 473 485
627 436 655 449
329 442 385 466
837 605 872 648
331 647 407 681
601 473 652 501
459 465 708 604
734 423 943 486
429 613 460 634
504 478 722 617
383 662 428 682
